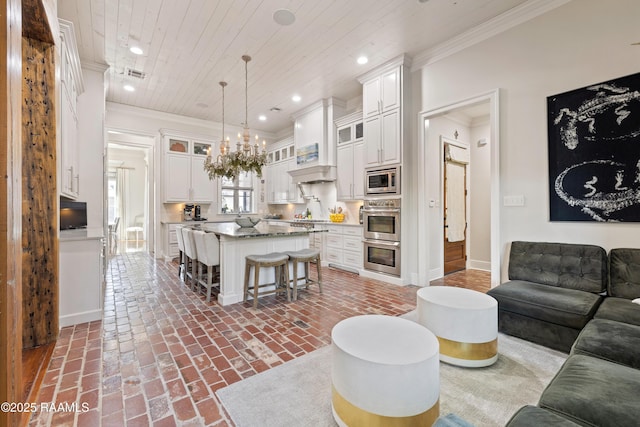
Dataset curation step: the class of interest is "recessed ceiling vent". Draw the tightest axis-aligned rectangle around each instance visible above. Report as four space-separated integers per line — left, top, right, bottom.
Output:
125 67 146 80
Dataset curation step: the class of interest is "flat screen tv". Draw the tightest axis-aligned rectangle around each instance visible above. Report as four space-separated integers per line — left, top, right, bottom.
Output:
60 200 87 230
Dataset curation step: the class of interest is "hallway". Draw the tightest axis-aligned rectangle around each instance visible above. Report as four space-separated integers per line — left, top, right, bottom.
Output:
29 253 488 426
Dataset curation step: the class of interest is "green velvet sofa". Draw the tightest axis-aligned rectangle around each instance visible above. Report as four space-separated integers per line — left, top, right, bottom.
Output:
505 247 640 427
487 241 607 353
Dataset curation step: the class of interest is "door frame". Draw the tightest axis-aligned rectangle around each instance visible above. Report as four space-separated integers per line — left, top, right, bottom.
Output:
105 128 156 255
417 89 501 287
441 136 470 274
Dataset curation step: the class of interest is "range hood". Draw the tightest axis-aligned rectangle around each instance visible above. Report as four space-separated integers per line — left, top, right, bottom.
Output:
288 165 336 184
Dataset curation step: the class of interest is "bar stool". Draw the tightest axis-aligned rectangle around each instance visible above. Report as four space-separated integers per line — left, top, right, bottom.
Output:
285 248 322 301
244 253 290 308
192 230 220 303
175 225 185 280
181 228 199 290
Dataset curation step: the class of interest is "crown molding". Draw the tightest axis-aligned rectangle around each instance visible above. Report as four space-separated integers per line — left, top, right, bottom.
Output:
81 61 109 73
357 53 412 84
410 0 572 72
106 102 278 140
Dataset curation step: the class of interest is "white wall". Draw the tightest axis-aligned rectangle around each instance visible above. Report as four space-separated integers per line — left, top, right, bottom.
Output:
416 0 640 280
77 67 106 233
469 118 491 270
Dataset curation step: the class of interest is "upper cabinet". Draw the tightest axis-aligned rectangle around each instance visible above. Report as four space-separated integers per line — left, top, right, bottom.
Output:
336 112 365 201
357 54 410 168
161 132 214 203
362 67 401 119
58 20 84 200
265 137 301 204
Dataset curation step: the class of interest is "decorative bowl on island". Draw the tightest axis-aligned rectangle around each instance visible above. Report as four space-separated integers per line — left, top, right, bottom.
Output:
235 217 261 228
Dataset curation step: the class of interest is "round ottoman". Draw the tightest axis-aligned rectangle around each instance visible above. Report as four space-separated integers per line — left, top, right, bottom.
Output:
331 315 440 426
417 286 498 367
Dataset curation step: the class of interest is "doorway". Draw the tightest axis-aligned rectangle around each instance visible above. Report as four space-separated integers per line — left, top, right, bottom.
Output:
417 89 500 286
443 138 469 274
106 131 155 255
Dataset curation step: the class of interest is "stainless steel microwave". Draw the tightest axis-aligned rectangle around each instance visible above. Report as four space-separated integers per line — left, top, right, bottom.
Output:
365 166 400 196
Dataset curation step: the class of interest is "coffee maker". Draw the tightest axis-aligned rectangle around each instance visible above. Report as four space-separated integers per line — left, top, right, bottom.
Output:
194 205 202 220
183 204 194 221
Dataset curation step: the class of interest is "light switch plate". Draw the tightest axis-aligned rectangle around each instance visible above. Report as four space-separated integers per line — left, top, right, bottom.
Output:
503 195 525 206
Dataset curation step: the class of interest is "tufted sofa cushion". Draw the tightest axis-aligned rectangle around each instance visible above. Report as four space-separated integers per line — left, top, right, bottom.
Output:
608 248 640 299
488 280 601 329
508 241 607 293
539 355 640 427
571 318 640 369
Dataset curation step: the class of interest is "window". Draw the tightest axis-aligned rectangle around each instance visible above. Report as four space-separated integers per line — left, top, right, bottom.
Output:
220 172 255 214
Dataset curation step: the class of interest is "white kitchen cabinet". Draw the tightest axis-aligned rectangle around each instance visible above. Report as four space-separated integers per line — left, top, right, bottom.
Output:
358 56 409 169
362 67 400 119
59 20 84 200
324 224 363 271
364 109 400 167
337 141 365 200
59 234 103 327
162 223 181 260
266 138 301 204
336 112 365 200
161 133 214 203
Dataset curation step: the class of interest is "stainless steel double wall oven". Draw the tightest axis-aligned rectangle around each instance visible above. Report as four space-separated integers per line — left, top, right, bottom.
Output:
362 197 401 277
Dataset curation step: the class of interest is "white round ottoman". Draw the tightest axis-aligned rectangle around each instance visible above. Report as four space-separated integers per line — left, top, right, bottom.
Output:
331 315 440 426
417 286 498 367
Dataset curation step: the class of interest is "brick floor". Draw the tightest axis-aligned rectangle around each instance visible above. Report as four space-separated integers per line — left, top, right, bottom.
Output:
29 251 426 426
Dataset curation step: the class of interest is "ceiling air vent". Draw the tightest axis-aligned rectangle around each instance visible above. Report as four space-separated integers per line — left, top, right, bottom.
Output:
125 67 146 80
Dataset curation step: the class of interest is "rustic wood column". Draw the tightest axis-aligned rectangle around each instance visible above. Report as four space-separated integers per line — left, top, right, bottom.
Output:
21 36 58 348
0 0 24 425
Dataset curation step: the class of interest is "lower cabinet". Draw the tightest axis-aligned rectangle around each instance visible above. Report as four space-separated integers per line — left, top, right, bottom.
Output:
163 223 181 261
59 236 104 327
324 225 363 271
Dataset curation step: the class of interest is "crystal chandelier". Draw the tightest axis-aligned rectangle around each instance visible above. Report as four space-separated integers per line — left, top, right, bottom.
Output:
204 55 268 180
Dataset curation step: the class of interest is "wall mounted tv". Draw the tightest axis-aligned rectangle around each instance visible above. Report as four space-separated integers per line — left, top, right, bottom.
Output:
60 200 87 230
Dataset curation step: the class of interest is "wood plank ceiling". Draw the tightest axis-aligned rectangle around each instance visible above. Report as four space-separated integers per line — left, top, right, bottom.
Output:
58 0 528 135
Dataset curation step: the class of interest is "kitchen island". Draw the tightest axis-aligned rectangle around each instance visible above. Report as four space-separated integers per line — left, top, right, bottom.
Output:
198 222 325 306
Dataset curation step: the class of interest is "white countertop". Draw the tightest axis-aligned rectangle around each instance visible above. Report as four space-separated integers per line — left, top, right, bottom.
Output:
60 228 104 241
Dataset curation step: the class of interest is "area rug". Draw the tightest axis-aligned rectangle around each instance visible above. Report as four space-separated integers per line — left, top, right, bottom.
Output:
216 314 567 427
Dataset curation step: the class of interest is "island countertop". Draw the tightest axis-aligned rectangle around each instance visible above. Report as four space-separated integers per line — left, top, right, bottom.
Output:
198 222 326 238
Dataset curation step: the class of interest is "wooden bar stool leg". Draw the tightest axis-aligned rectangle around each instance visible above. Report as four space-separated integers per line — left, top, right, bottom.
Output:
316 254 323 293
243 261 251 303
304 261 310 289
283 261 291 302
253 263 260 309
292 260 298 301
206 265 213 303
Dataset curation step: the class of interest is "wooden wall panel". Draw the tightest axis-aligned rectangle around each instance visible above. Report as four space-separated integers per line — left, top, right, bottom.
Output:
21 37 58 348
0 0 24 425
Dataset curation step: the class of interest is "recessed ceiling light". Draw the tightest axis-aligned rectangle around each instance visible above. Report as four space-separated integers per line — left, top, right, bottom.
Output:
124 85 135 92
273 9 296 26
258 115 267 121
129 46 144 55
357 56 368 65
292 94 301 102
